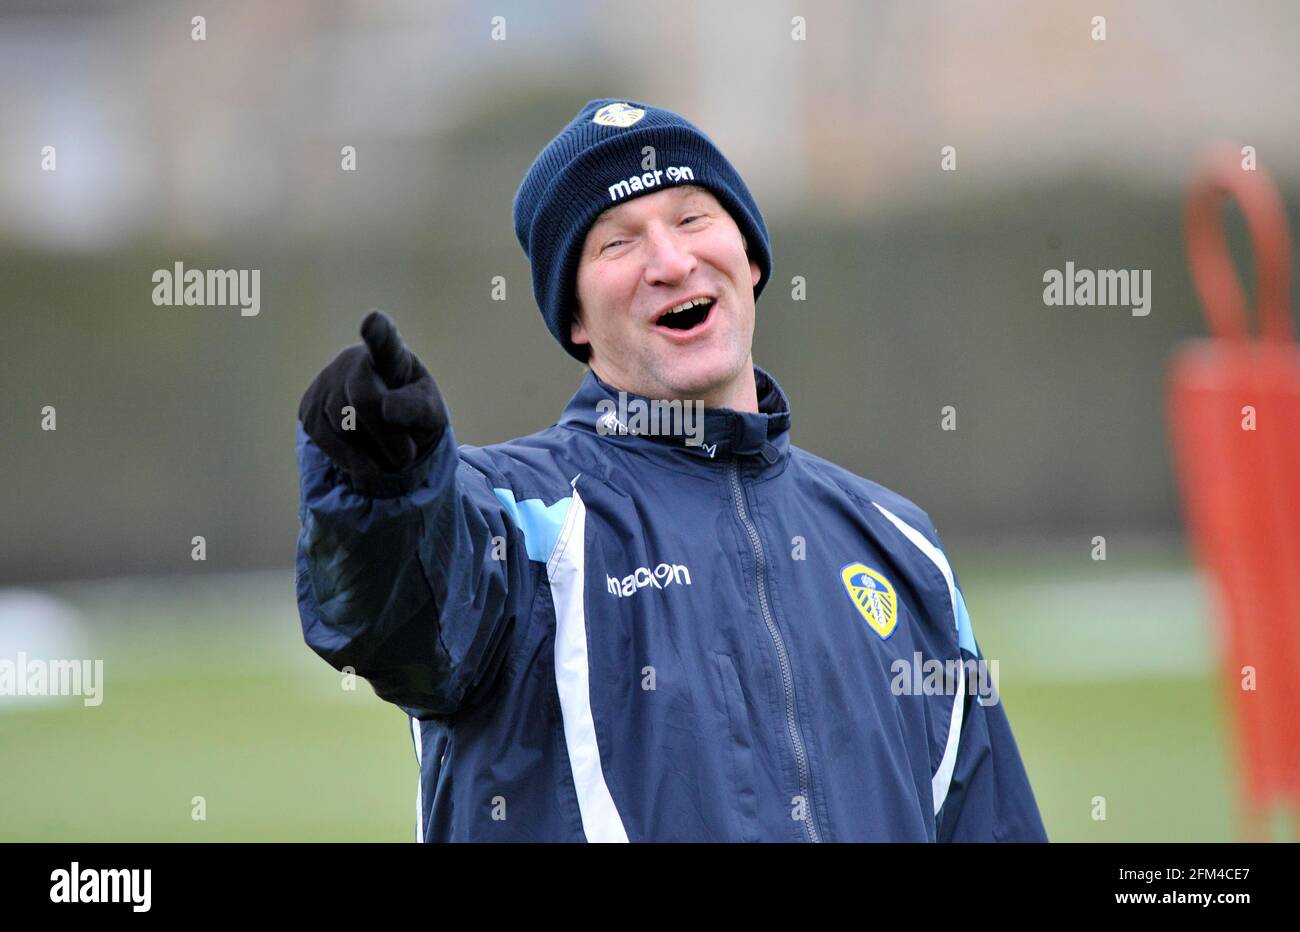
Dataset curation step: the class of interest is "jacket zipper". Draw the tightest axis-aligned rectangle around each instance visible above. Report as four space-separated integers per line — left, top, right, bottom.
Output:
726 459 822 843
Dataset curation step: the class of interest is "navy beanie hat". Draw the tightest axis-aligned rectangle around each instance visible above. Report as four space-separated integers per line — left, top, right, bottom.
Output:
512 99 773 362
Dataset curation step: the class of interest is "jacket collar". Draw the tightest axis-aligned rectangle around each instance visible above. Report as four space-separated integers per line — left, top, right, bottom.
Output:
557 364 792 467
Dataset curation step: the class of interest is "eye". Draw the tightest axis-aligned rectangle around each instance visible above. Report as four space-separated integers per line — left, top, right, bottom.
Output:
680 214 704 226
600 238 627 254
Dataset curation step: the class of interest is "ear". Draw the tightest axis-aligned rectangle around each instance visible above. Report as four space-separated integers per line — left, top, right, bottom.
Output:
741 233 761 288
570 309 591 347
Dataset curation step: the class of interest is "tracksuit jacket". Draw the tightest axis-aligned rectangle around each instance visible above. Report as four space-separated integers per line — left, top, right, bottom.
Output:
295 364 1048 842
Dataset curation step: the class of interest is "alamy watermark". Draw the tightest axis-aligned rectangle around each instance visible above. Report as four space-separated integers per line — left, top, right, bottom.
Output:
1042 261 1150 316
890 651 1000 706
152 261 261 316
50 862 150 912
0 652 103 706
596 392 705 449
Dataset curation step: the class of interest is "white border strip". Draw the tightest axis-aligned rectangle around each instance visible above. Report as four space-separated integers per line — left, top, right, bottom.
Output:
410 716 424 843
872 503 966 818
547 484 629 842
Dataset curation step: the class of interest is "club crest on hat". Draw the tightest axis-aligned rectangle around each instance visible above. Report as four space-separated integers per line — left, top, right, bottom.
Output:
592 102 646 128
840 562 899 639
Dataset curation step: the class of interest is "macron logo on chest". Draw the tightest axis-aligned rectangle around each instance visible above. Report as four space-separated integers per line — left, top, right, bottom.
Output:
607 561 692 597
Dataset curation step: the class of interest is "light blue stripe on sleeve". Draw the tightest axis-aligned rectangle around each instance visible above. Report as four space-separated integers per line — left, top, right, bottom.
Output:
955 588 978 656
492 488 573 563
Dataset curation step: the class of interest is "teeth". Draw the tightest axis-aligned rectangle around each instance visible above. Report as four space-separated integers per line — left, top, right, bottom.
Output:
665 297 713 315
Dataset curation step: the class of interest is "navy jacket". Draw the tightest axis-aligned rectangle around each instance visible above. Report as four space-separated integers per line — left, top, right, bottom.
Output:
295 365 1048 842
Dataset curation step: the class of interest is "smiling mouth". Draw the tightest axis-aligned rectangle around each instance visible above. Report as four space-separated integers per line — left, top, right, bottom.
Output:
655 298 715 332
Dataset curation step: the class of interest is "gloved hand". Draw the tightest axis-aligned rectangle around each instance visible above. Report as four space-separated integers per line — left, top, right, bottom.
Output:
298 310 448 482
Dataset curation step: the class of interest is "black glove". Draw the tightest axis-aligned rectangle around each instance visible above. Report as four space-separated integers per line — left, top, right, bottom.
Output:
299 310 448 485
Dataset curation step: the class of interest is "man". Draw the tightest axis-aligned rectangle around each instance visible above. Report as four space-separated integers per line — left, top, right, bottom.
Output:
295 99 1047 842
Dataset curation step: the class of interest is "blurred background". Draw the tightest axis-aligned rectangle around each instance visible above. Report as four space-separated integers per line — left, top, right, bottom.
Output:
3 0 1298 841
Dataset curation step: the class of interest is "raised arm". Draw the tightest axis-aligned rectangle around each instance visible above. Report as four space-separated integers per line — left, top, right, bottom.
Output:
294 311 532 719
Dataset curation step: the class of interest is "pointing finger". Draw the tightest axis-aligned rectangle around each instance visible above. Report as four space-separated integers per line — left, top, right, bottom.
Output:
360 309 409 387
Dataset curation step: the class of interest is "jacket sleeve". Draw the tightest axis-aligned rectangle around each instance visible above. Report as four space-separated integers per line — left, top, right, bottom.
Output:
294 419 534 720
934 577 1048 842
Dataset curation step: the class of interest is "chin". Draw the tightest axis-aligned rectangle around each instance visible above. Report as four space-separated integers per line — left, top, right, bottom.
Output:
656 350 742 401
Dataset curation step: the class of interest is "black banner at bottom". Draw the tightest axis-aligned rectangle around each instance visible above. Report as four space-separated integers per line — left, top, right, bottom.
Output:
4 841 1286 917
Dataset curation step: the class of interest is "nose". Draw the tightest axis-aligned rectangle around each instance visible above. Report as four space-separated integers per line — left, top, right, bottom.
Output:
641 221 696 286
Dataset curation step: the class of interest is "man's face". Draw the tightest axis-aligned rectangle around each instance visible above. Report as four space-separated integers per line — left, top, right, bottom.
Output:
572 184 762 405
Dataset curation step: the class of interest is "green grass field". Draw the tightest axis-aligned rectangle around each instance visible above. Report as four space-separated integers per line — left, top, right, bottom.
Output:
0 545 1253 841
